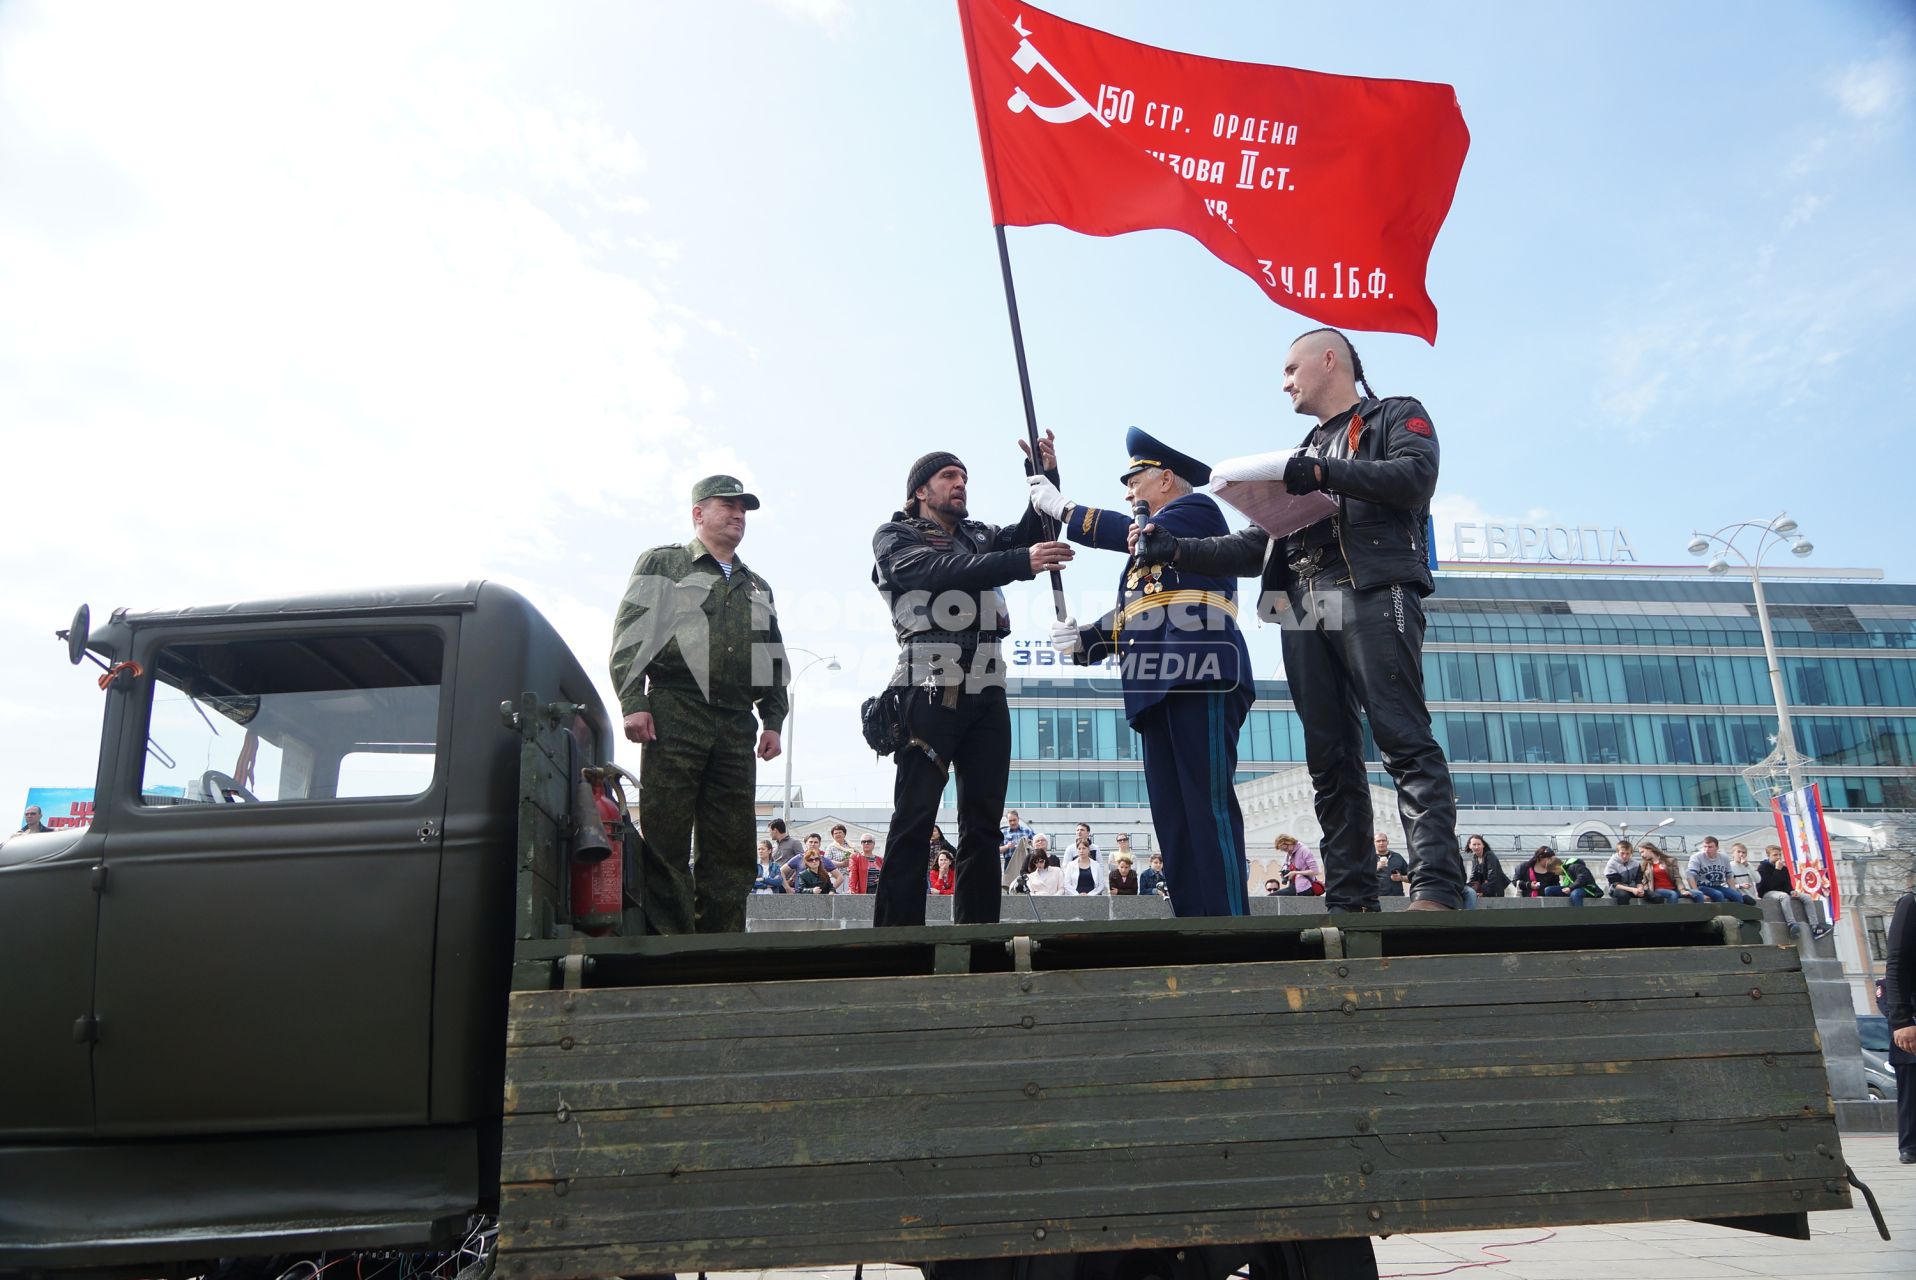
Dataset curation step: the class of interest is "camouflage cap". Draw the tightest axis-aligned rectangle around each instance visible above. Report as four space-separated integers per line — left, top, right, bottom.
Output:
691 474 760 510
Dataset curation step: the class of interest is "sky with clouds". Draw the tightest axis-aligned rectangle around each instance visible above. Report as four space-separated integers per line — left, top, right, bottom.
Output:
2 0 1912 815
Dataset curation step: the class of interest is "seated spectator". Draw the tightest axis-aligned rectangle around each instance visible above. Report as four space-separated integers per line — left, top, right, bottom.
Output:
1556 853 1601 906
1756 842 1833 938
1031 834 1053 866
1016 847 1065 895
827 823 859 868
997 810 1034 869
928 848 957 895
1687 836 1755 905
1274 835 1325 896
1112 833 1137 865
844 834 880 894
1066 838 1106 896
1139 852 1170 898
753 839 786 893
1073 823 1100 860
931 824 958 861
1756 844 1794 898
1464 834 1509 898
1264 876 1283 896
783 832 840 892
1638 842 1697 903
796 848 836 894
1517 848 1595 906
1604 840 1648 905
1512 846 1559 899
1728 842 1758 898
1109 854 1139 895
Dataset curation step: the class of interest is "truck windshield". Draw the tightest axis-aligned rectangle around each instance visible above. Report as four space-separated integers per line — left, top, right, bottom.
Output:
141 631 443 805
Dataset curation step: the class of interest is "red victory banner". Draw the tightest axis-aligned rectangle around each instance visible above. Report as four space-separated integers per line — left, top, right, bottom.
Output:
956 0 1470 342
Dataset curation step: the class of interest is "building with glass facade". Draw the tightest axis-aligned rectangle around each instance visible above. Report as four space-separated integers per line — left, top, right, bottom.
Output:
1003 568 1916 822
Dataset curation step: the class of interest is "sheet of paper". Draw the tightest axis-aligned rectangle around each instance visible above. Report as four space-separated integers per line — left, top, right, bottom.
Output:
1209 448 1338 539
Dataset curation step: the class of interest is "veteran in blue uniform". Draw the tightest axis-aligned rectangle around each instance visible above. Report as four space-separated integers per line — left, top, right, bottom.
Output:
1028 428 1255 916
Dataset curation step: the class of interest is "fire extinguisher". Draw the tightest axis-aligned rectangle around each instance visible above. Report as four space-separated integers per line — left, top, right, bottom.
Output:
569 774 625 935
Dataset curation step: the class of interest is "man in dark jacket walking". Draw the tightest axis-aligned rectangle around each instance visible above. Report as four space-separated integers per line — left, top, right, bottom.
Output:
1137 327 1466 913
870 445 1073 927
1884 889 1915 1162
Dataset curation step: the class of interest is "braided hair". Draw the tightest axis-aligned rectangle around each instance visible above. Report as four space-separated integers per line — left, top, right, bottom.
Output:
1292 326 1376 399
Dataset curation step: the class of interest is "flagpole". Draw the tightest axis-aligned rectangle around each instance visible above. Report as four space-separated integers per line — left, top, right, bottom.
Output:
992 223 1069 623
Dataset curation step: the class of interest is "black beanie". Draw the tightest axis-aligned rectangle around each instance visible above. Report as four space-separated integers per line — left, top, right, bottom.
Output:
905 451 966 511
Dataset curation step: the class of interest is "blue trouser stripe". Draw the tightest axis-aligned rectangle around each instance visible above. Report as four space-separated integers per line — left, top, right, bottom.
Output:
1139 689 1249 918
1207 692 1246 915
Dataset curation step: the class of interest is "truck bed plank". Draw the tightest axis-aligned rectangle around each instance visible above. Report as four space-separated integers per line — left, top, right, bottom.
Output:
497 940 1846 1278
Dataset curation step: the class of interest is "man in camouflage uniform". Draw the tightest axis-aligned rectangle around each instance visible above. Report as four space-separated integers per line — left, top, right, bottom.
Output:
611 475 789 934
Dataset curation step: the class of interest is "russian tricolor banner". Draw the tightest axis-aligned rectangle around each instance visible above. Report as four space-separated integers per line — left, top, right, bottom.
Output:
1772 783 1841 922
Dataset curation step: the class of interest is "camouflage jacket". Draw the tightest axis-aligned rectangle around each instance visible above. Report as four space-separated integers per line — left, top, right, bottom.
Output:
610 537 789 730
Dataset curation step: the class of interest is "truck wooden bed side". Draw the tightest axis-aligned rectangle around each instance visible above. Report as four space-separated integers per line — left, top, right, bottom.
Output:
500 704 1852 1280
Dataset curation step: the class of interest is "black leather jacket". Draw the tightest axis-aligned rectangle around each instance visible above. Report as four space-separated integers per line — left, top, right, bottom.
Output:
1172 395 1439 598
871 503 1051 648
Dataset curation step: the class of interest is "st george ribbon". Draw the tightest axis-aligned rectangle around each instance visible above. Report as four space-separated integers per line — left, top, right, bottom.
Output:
956 0 1470 342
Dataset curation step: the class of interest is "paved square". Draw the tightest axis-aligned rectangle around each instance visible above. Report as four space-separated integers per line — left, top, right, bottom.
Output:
708 1133 1910 1280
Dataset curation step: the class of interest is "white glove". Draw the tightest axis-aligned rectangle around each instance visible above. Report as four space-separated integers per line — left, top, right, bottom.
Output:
1050 617 1081 657
1026 472 1071 521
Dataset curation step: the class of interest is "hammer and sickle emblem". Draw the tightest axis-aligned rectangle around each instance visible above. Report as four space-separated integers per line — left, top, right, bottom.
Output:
1005 14 1109 127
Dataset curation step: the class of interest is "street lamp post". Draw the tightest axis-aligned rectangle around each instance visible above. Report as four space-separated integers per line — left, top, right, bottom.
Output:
782 647 840 827
1686 513 1814 802
1617 817 1675 845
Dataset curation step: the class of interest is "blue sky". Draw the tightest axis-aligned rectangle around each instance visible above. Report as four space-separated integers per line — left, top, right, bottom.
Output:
2 0 1911 811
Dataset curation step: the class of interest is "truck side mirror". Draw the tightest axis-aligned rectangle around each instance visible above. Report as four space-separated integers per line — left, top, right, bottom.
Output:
64 604 90 666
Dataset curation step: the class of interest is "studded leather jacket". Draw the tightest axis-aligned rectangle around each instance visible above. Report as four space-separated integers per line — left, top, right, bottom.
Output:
1173 395 1439 597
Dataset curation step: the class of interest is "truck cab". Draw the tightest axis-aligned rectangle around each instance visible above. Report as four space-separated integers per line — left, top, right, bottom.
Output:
0 583 610 1272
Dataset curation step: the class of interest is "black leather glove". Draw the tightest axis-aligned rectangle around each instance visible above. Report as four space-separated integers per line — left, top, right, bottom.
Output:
1136 523 1179 563
1283 453 1326 494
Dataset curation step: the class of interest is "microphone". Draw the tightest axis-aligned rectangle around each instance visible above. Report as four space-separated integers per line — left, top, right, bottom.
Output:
1132 498 1150 519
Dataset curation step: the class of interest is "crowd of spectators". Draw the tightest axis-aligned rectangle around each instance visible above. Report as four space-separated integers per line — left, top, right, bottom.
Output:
750 816 1833 934
751 808 1170 898
753 819 886 895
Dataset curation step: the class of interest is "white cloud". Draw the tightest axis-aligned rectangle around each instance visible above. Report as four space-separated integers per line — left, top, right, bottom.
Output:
0 1 735 796
1429 494 1556 560
1831 50 1911 120
1781 192 1829 231
603 195 653 216
0 2 698 583
760 0 853 31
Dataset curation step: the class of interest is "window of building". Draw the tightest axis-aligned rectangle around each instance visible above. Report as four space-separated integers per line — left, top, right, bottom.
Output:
1579 718 1624 765
1507 716 1564 763
1726 718 1770 764
1659 720 1696 765
1440 713 1493 763
1790 662 1831 706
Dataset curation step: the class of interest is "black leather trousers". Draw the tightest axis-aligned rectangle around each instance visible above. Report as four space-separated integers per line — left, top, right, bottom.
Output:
1278 576 1467 910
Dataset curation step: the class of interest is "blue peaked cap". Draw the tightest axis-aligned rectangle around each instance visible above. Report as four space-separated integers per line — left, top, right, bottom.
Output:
1118 426 1211 487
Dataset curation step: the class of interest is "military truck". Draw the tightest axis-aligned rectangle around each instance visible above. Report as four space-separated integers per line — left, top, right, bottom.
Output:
0 584 1863 1280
